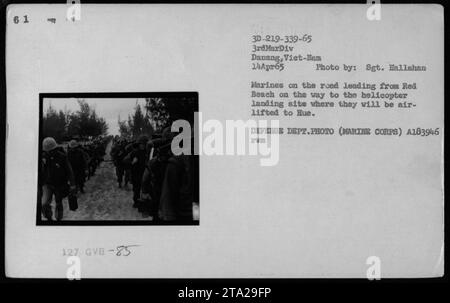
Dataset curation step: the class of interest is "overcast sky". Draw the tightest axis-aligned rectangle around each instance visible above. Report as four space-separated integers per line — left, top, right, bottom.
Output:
43 98 147 136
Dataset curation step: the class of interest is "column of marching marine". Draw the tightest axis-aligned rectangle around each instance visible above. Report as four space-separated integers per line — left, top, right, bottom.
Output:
110 127 198 222
39 137 108 221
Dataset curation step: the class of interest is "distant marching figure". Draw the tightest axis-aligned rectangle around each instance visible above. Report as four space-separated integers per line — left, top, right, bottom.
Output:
40 137 76 221
111 138 128 188
67 140 88 193
125 135 149 208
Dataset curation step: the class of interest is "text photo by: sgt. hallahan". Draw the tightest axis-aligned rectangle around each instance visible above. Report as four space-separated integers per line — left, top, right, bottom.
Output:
37 93 199 225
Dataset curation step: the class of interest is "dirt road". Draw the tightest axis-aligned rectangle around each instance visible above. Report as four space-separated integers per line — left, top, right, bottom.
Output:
62 141 148 221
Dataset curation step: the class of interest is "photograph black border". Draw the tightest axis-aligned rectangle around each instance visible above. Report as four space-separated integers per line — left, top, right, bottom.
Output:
37 92 200 226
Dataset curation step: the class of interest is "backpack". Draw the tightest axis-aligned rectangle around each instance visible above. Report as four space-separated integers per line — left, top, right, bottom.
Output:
159 155 194 221
43 149 69 187
140 146 171 215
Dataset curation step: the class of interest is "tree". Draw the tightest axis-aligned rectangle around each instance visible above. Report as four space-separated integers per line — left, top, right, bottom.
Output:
144 96 197 133
145 98 170 132
118 115 131 138
43 99 108 142
117 102 154 139
42 103 68 141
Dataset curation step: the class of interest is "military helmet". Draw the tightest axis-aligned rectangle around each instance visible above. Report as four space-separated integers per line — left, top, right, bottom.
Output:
68 140 78 148
42 137 58 152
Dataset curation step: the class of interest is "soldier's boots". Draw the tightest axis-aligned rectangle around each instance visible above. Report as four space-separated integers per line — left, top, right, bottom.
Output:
41 205 53 221
55 203 63 221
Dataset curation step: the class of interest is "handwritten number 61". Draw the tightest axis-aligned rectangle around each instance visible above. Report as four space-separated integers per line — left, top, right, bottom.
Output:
13 15 29 24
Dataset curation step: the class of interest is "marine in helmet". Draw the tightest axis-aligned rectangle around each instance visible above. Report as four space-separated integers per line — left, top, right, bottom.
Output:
124 134 149 208
67 139 88 193
40 137 76 221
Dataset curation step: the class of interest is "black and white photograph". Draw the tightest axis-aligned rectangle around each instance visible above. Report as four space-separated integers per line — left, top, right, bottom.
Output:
37 93 199 225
